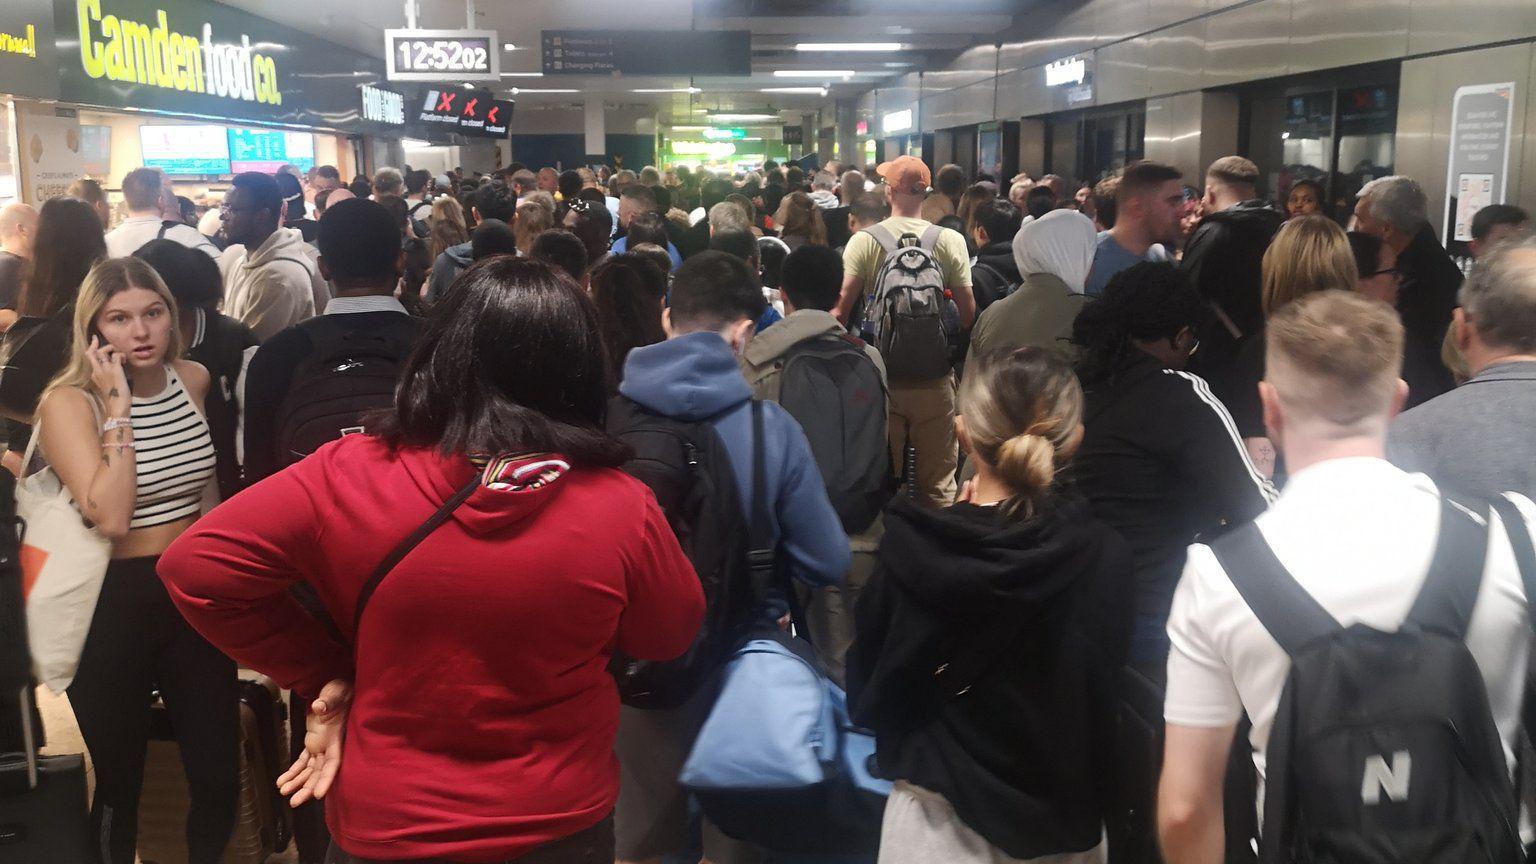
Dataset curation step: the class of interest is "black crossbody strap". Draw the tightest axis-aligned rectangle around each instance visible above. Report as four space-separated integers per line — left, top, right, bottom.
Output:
1405 498 1490 640
746 401 784 614
1491 495 1536 628
352 477 479 635
1209 523 1341 656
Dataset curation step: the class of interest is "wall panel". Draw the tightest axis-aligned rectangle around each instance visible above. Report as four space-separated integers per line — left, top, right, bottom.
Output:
1097 37 1151 106
1146 18 1208 97
1203 0 1291 89
1288 0 1409 77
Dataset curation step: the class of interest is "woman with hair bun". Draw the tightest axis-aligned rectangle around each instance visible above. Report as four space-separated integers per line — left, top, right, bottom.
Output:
848 346 1132 864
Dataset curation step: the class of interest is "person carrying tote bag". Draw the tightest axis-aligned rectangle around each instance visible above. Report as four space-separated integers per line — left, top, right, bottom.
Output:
29 257 237 864
16 408 112 693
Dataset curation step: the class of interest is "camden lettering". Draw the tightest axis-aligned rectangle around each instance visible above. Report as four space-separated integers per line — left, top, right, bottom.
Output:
75 0 282 105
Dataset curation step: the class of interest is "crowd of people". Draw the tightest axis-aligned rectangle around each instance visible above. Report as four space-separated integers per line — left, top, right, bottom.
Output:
1 145 1534 864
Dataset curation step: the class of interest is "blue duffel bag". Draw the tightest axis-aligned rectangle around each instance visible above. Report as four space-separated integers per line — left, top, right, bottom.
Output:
679 628 891 854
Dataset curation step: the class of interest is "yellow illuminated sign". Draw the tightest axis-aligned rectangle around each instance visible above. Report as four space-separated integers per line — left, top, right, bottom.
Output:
0 24 37 58
75 0 283 105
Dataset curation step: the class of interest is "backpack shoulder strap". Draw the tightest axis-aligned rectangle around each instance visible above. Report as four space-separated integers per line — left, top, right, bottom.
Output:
157 220 181 240
1208 523 1341 656
917 223 943 251
1491 494 1536 630
1405 498 1490 640
864 223 899 254
353 476 479 636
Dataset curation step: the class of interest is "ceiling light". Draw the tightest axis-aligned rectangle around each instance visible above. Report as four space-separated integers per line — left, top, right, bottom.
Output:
501 72 543 78
774 70 854 79
502 43 517 51
668 125 708 131
708 112 782 122
795 42 903 52
509 87 580 94
761 87 828 96
633 87 702 94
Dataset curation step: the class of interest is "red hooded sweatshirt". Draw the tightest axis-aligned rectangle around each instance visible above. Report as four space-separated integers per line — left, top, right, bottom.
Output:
157 435 703 862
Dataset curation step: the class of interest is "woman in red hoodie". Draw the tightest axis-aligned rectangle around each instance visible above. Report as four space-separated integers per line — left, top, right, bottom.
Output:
157 257 705 864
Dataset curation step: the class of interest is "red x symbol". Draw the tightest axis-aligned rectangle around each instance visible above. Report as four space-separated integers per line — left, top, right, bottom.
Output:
486 105 500 124
463 98 479 118
436 92 456 112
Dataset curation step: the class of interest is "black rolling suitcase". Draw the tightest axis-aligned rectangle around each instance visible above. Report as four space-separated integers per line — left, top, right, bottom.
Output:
0 474 96 864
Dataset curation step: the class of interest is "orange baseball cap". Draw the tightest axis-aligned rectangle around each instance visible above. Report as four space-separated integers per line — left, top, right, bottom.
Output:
876 155 931 195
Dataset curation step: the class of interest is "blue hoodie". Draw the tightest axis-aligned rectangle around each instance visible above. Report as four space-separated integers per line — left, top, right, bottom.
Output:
620 331 850 588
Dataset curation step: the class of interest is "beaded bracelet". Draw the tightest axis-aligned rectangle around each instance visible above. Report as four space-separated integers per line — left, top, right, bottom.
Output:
101 417 133 433
102 441 136 451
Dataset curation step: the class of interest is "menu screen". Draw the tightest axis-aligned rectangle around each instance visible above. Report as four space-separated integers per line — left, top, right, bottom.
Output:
140 125 231 175
229 129 316 173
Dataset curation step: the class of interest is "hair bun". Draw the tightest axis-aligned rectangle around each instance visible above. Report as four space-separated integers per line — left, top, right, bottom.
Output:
994 432 1056 492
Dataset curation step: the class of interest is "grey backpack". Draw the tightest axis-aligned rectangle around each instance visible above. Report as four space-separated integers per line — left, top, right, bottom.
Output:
860 224 954 383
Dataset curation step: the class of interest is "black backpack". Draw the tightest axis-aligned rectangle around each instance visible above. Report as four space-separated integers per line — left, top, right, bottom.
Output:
1209 498 1523 864
605 397 767 709
271 316 417 470
770 333 891 535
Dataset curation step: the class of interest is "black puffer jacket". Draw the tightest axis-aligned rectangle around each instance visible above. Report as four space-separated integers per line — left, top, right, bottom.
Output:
1180 200 1284 365
848 493 1132 859
970 241 1022 314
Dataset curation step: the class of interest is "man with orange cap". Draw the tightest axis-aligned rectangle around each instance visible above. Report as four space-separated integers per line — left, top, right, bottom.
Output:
836 155 976 507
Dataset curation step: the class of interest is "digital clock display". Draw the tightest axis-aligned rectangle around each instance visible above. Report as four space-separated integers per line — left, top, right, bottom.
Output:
385 30 500 82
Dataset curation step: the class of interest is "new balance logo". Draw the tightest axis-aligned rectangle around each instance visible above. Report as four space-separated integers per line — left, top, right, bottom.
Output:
1361 750 1412 804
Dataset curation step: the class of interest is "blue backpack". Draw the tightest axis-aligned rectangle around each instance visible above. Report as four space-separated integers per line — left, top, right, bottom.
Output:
677 406 890 854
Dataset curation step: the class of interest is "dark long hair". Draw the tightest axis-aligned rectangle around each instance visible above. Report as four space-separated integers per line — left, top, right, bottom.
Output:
1071 262 1204 387
375 257 629 466
23 198 107 317
590 254 667 388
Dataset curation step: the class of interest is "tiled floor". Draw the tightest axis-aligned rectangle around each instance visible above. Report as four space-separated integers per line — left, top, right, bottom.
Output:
38 686 301 864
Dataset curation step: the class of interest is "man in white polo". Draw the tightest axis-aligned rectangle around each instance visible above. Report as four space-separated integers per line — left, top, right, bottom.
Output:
106 167 219 259
1157 290 1536 863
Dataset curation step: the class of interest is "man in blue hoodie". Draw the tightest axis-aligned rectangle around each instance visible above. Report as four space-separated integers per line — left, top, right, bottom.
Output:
613 250 850 864
423 178 516 305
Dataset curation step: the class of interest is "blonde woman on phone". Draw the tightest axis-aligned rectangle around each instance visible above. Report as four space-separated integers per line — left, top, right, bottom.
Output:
34 256 236 864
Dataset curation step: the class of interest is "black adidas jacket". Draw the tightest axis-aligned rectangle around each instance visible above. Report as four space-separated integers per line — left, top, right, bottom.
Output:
1068 356 1276 624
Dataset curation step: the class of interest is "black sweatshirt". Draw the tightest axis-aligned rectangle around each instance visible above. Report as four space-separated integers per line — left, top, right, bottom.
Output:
1069 355 1275 624
847 494 1133 859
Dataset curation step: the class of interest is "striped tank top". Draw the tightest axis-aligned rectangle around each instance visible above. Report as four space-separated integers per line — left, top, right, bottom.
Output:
130 366 215 530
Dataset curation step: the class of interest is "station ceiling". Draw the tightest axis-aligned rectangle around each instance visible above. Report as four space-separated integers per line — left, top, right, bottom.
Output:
216 0 1036 122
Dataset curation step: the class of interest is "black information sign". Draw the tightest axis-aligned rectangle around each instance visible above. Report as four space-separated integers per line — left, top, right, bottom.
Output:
411 87 513 139
541 29 750 76
781 125 804 146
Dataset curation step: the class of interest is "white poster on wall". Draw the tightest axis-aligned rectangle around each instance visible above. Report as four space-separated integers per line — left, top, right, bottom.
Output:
0 99 16 205
16 105 83 206
1443 82 1516 248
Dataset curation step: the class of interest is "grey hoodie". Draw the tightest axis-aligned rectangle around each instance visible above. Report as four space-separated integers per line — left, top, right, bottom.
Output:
424 240 474 305
219 227 325 341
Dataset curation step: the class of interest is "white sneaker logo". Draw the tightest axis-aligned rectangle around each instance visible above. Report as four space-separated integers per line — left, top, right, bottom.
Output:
1361 750 1412 804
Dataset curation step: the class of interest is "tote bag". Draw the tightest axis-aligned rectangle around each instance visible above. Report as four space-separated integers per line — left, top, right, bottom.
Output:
16 418 111 693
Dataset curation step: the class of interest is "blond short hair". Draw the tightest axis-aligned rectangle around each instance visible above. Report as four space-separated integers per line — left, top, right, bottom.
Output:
1266 290 1402 433
1262 214 1358 317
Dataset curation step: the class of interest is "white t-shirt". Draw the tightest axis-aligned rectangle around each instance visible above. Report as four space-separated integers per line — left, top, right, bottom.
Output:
1166 458 1535 793
105 214 220 259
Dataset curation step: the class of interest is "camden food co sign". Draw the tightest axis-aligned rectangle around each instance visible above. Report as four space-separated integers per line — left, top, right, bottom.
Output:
57 0 388 129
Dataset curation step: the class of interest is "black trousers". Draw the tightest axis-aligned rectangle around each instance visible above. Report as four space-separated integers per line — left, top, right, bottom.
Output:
324 814 615 864
66 556 239 864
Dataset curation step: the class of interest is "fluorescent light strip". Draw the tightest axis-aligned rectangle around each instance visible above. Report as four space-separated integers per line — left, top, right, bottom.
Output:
762 87 828 95
502 43 518 51
773 70 854 79
795 42 903 52
501 72 544 78
509 87 580 94
633 87 702 94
